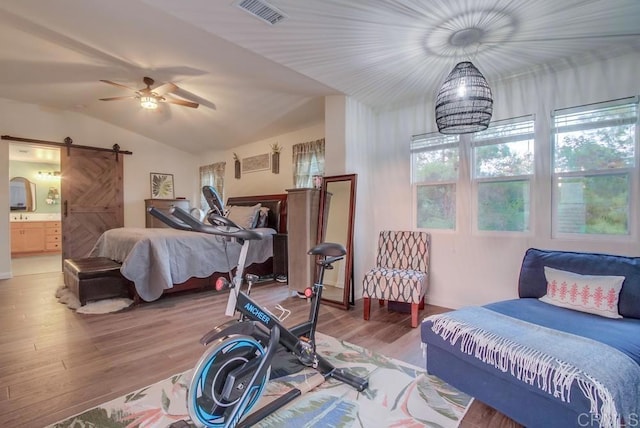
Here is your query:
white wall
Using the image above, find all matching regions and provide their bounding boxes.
[325,95,347,176]
[324,95,379,300]
[199,121,325,201]
[370,52,640,310]
[344,98,377,300]
[0,98,200,279]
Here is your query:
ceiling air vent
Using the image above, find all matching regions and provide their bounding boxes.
[235,0,287,25]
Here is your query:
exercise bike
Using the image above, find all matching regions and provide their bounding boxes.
[202,185,225,217]
[149,206,368,428]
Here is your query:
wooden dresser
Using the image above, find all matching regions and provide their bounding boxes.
[145,199,190,228]
[10,221,62,256]
[285,188,321,293]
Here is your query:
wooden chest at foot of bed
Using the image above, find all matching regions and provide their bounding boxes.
[63,257,130,306]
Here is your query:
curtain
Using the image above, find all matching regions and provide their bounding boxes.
[199,162,225,210]
[292,138,325,188]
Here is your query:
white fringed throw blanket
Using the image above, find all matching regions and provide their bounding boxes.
[426,307,640,428]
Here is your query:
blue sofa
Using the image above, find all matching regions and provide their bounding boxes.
[422,248,640,428]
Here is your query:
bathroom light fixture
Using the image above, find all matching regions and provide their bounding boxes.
[140,96,158,110]
[435,61,493,134]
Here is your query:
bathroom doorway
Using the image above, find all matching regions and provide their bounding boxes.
[9,143,62,276]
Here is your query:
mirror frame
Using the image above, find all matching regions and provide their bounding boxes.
[317,173,357,310]
[9,176,37,212]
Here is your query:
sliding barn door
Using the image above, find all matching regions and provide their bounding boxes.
[61,147,124,260]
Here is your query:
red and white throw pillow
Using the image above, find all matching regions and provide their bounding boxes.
[539,267,625,319]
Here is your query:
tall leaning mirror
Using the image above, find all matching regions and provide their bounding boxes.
[317,174,357,310]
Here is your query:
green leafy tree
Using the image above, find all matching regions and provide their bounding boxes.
[417,184,455,229]
[474,144,532,178]
[555,126,634,172]
[478,181,528,231]
[555,121,634,235]
[473,138,532,231]
[414,145,458,228]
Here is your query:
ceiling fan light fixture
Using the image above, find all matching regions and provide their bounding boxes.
[435,61,493,134]
[100,77,199,109]
[140,96,158,110]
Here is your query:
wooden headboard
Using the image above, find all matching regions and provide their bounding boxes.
[226,194,287,234]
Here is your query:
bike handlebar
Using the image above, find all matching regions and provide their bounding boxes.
[147,206,263,241]
[147,207,193,230]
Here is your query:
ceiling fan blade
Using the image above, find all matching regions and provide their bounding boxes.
[99,96,136,101]
[170,87,217,110]
[100,79,137,91]
[163,98,199,109]
[154,82,178,96]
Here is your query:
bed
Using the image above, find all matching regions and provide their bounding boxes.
[89,194,287,302]
[421,248,640,428]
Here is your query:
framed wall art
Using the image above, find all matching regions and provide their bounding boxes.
[242,153,270,173]
[150,172,174,199]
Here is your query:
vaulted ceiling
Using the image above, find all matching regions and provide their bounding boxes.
[1,0,639,155]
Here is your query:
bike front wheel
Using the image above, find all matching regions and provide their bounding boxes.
[187,334,270,427]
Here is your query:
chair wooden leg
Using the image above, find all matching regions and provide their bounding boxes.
[419,296,425,310]
[411,303,419,328]
[363,297,371,321]
[378,299,385,307]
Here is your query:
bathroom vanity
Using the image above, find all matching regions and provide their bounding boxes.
[10,220,61,256]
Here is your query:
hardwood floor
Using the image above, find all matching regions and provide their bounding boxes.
[10,253,61,276]
[0,271,521,427]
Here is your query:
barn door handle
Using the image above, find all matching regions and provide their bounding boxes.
[64,200,68,217]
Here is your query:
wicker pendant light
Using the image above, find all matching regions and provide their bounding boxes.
[435,61,493,134]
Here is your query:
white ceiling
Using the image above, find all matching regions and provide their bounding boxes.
[2,0,639,157]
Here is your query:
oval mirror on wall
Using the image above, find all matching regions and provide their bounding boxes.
[10,177,37,212]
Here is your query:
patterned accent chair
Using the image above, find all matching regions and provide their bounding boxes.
[362,230,431,328]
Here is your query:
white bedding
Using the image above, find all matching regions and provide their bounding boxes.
[89,227,275,302]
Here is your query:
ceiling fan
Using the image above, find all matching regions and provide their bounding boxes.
[99,76,199,109]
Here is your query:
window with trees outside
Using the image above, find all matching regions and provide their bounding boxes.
[552,97,638,236]
[471,116,535,232]
[411,133,459,229]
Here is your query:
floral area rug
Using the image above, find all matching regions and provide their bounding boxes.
[49,333,471,428]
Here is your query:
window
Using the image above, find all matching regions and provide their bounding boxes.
[292,139,325,188]
[552,97,638,236]
[411,133,459,229]
[411,96,638,238]
[471,116,535,232]
[199,162,225,211]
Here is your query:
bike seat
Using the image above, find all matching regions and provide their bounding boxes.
[308,242,346,257]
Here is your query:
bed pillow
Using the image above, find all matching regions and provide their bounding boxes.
[225,203,261,229]
[539,266,624,319]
